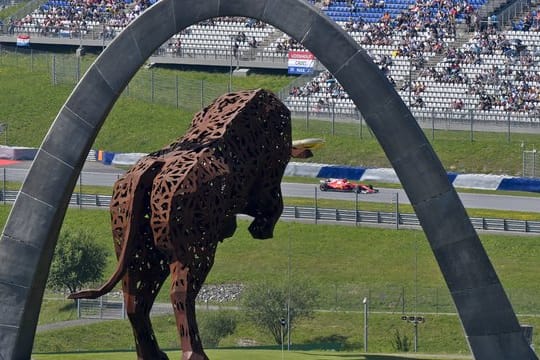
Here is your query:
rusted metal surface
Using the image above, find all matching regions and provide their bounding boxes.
[70,89,293,359]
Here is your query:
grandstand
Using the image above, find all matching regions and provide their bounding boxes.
[1,0,540,124]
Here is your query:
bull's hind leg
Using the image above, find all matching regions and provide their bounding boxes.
[169,260,210,360]
[123,258,170,360]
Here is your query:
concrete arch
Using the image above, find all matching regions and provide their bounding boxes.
[0,0,535,359]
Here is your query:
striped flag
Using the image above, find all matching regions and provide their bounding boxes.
[16,34,30,47]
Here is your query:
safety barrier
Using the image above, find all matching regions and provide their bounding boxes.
[1,190,537,234]
[285,162,540,193]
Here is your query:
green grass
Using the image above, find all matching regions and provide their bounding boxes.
[2,51,539,358]
[290,120,540,175]
[1,194,538,318]
[38,298,79,324]
[18,202,538,360]
[33,349,473,360]
[1,53,540,175]
[8,205,533,318]
[31,311,472,354]
[32,310,540,355]
[0,2,28,20]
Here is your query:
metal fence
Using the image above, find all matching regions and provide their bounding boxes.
[48,51,540,136]
[152,44,289,66]
[51,52,540,141]
[77,294,125,320]
[3,47,540,137]
[48,50,233,112]
[75,280,538,319]
[523,149,539,178]
[1,189,538,234]
[287,94,540,136]
[492,0,531,28]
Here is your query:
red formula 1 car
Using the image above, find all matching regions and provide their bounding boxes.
[319,178,379,194]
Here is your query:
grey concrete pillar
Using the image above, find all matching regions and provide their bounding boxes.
[0,0,535,359]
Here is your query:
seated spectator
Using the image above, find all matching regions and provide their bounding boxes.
[236,31,246,44]
[200,18,215,26]
[364,0,375,8]
[315,98,328,111]
[321,0,332,10]
[411,96,424,107]
[248,36,258,48]
[244,18,256,28]
[380,12,391,23]
[452,99,464,110]
[512,19,524,31]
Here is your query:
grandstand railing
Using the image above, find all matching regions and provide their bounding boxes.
[287,105,540,137]
[0,189,537,234]
[0,30,290,65]
[493,0,531,28]
[152,45,289,65]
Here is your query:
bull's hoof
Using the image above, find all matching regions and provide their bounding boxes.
[248,221,273,240]
[137,349,169,360]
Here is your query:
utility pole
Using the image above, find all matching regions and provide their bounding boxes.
[363,297,368,352]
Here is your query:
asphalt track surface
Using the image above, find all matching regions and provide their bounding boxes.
[2,161,539,213]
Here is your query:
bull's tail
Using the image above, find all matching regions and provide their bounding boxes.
[67,256,127,299]
[68,160,164,300]
[67,224,135,299]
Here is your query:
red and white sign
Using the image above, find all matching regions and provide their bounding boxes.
[287,51,315,74]
[16,34,30,47]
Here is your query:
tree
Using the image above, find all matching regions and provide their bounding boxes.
[242,279,318,345]
[47,229,108,296]
[198,311,237,348]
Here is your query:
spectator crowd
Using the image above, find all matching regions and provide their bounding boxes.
[4,0,540,114]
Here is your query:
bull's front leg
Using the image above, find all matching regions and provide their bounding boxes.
[169,260,209,360]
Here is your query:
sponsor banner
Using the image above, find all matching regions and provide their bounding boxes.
[16,34,30,47]
[287,51,315,75]
[318,165,365,181]
[497,177,540,192]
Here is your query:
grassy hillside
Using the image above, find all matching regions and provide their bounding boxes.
[23,206,540,355]
[1,51,539,357]
[33,310,540,355]
[1,52,539,175]
[0,205,531,315]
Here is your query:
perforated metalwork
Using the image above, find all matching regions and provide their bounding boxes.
[69,89,293,359]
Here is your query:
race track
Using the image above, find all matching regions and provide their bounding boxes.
[3,161,539,213]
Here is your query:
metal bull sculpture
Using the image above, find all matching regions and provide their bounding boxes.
[69,89,308,360]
